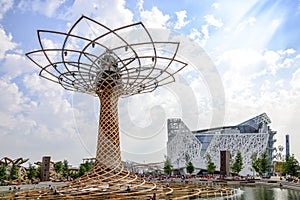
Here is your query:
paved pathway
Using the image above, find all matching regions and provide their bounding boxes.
[0,181,67,193]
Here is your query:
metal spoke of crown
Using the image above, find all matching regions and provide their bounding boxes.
[26,16,187,97]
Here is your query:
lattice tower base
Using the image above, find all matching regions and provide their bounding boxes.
[2,85,158,198]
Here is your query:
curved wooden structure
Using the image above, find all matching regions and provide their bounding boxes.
[1,16,215,199]
[0,157,29,166]
[0,157,29,184]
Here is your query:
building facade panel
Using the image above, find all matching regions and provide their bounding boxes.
[167,113,276,176]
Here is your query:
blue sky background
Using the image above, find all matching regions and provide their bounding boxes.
[1,0,300,166]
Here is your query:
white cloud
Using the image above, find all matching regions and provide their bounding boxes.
[137,0,169,28]
[204,4,284,52]
[223,78,300,161]
[189,14,223,47]
[188,26,209,47]
[271,19,280,29]
[137,0,144,11]
[0,77,38,142]
[62,0,133,29]
[211,3,219,9]
[0,0,13,20]
[188,28,204,47]
[290,68,300,90]
[204,14,223,28]
[0,69,90,164]
[17,0,66,18]
[117,74,210,161]
[188,28,201,41]
[214,46,300,161]
[139,6,170,28]
[174,10,190,30]
[217,48,299,87]
[0,27,17,59]
[201,25,209,45]
[0,53,36,79]
[264,50,280,66]
[263,49,298,75]
[217,48,265,74]
[0,79,27,114]
[278,48,296,55]
[216,48,281,114]
[0,0,135,164]
[118,88,180,155]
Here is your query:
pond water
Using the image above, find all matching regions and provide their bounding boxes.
[198,186,300,200]
[236,186,300,200]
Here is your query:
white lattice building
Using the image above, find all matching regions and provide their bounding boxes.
[167,113,276,176]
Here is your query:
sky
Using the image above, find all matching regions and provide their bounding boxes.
[1,0,300,167]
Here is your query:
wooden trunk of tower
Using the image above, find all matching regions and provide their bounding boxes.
[96,87,122,170]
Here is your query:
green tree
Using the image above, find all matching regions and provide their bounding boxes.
[250,151,271,176]
[253,158,261,175]
[62,160,70,179]
[0,164,7,182]
[260,151,271,175]
[54,161,63,174]
[232,151,243,175]
[163,156,173,176]
[70,171,79,179]
[284,154,299,177]
[77,160,94,177]
[78,164,87,177]
[9,163,18,181]
[251,152,260,175]
[35,165,41,179]
[206,154,216,175]
[54,161,63,179]
[27,163,36,182]
[186,162,195,175]
[82,161,93,172]
[185,153,194,175]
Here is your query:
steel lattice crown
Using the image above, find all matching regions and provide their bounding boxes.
[26,16,188,97]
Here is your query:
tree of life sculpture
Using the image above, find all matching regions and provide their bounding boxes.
[6,16,226,199]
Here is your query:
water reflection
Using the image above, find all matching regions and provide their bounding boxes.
[197,186,300,200]
[236,186,300,200]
